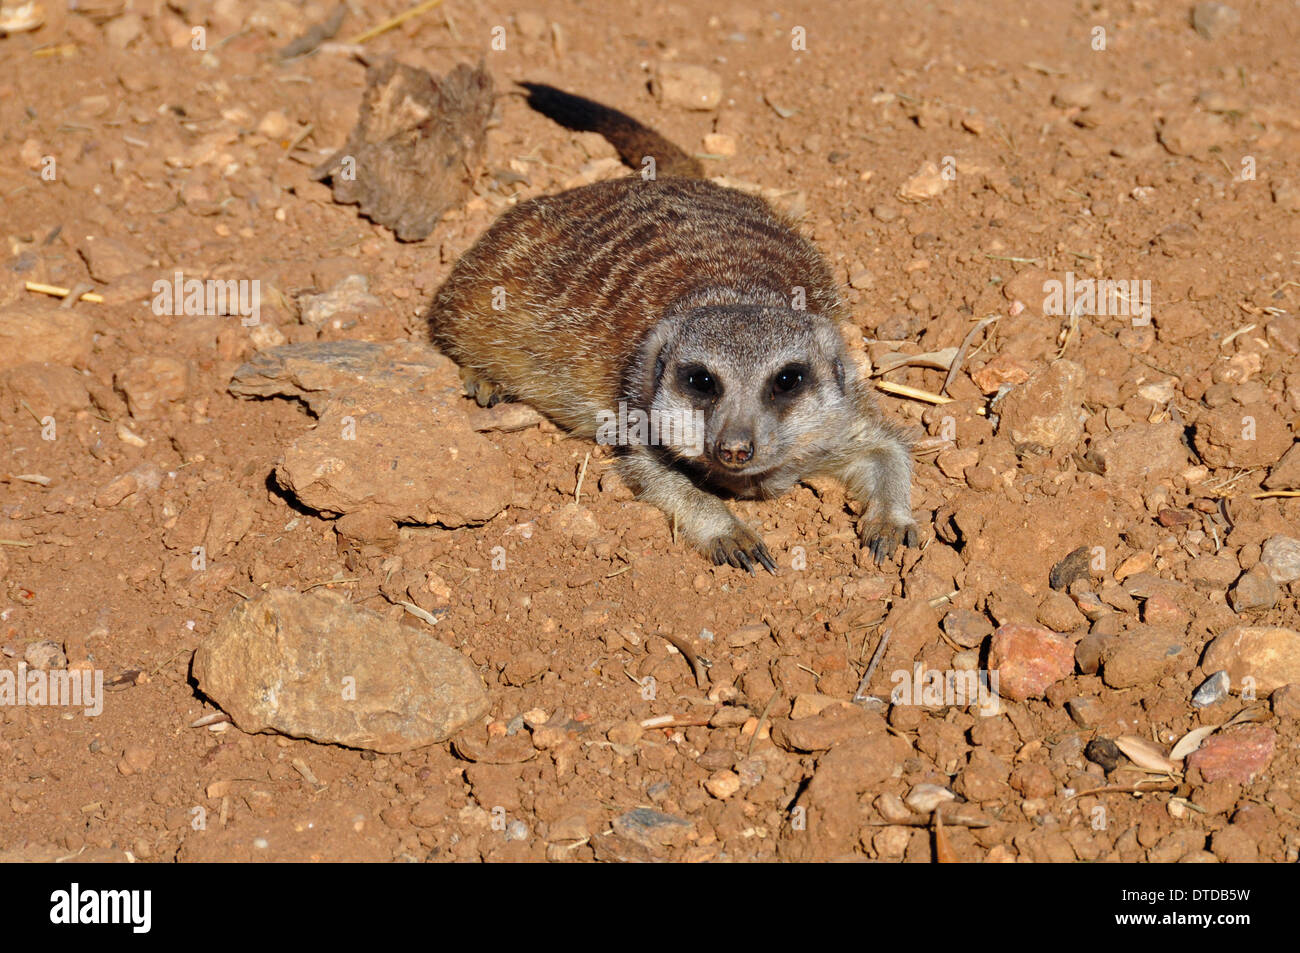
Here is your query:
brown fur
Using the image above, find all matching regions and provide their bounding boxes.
[429,176,837,433]
[427,86,917,571]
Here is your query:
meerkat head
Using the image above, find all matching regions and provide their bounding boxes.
[631,304,854,485]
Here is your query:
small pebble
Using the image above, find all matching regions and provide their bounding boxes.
[875,792,912,822]
[904,783,955,813]
[705,770,742,799]
[1085,737,1122,773]
[1067,696,1104,728]
[653,63,722,111]
[1192,670,1230,708]
[505,819,529,841]
[1259,536,1300,584]
[24,640,66,671]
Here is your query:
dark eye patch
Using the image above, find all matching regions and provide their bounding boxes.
[678,365,720,398]
[770,363,809,398]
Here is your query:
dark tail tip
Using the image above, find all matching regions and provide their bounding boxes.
[517,81,705,179]
[518,82,608,133]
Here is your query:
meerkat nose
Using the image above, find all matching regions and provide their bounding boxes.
[716,436,755,468]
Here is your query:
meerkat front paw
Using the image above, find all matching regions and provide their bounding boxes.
[705,520,778,575]
[458,367,503,408]
[858,514,919,565]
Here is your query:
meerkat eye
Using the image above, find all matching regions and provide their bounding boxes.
[679,366,719,397]
[771,364,808,397]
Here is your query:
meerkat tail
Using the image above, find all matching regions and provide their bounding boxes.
[518,81,705,179]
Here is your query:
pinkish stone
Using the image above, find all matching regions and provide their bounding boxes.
[988,623,1075,701]
[1187,727,1276,784]
[1142,592,1188,626]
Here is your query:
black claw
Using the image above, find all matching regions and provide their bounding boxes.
[708,536,778,574]
[904,526,919,548]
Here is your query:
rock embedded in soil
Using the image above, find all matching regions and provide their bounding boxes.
[1037,590,1086,632]
[703,132,736,156]
[1158,111,1231,158]
[24,640,66,670]
[1191,2,1240,40]
[313,60,493,242]
[202,483,255,557]
[1141,591,1187,626]
[1009,761,1055,799]
[1066,695,1104,727]
[769,703,884,752]
[606,720,643,745]
[904,783,955,813]
[1084,422,1189,484]
[971,353,1030,393]
[942,608,992,648]
[193,588,489,753]
[704,770,742,799]
[117,745,155,776]
[1100,626,1191,689]
[1187,726,1275,784]
[115,356,189,418]
[652,62,722,110]
[1258,535,1300,584]
[0,304,94,369]
[298,274,383,329]
[612,807,694,849]
[334,509,400,546]
[232,341,514,527]
[1188,553,1240,589]
[93,473,139,508]
[467,402,544,433]
[780,733,909,861]
[450,727,536,764]
[1201,626,1300,694]
[502,649,548,686]
[1273,180,1300,213]
[229,339,458,415]
[1263,442,1300,489]
[988,623,1075,701]
[1048,546,1093,591]
[725,623,770,647]
[1192,402,1292,468]
[897,160,950,202]
[1,363,91,416]
[1052,82,1098,109]
[1271,684,1300,719]
[1192,670,1230,707]
[996,359,1086,450]
[1210,825,1259,863]
[955,748,1011,802]
[1085,737,1122,773]
[1229,567,1279,612]
[77,234,151,283]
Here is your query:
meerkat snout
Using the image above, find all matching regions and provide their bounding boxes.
[715,434,754,468]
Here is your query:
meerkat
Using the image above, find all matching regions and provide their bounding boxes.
[427,83,918,572]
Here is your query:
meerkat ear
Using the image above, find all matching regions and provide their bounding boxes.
[811,318,850,393]
[633,313,686,405]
